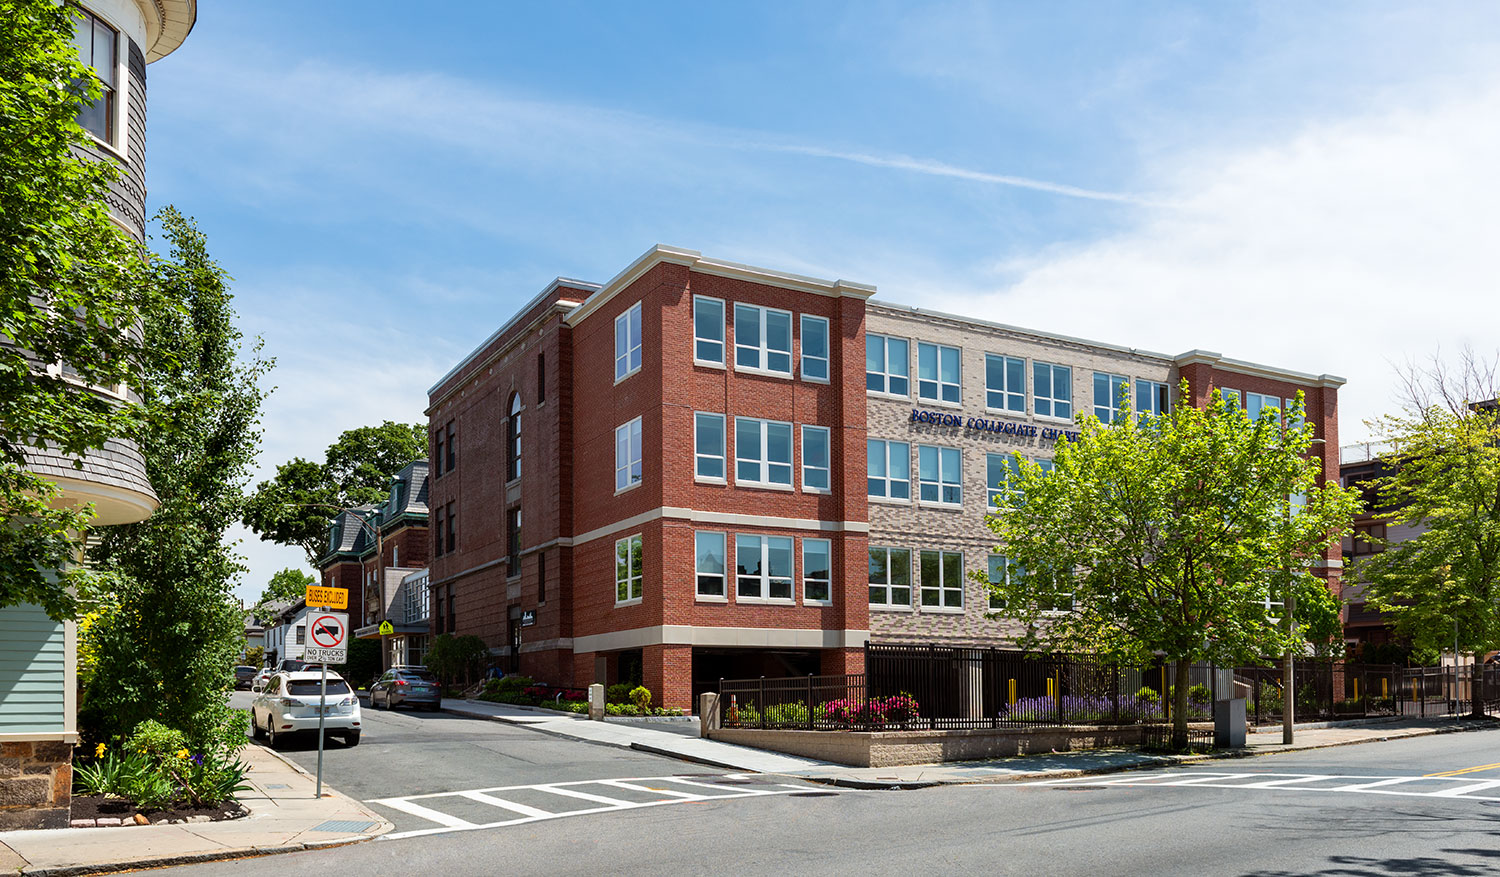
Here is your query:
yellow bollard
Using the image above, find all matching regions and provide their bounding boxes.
[1047,677,1054,698]
[1353,678,1359,701]
[1383,678,1389,698]
[1008,679,1016,706]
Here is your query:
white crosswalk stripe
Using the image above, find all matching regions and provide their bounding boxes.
[371,773,807,839]
[1022,771,1500,802]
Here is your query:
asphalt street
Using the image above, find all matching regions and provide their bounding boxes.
[188,698,1500,876]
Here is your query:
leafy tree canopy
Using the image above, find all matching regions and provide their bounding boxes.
[253,567,313,622]
[1361,356,1500,713]
[983,386,1359,747]
[243,421,426,564]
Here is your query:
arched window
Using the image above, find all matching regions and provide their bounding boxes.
[507,394,522,481]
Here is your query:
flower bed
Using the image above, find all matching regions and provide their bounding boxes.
[69,793,246,828]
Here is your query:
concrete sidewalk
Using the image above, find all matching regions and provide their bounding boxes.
[444,698,1499,790]
[0,743,391,877]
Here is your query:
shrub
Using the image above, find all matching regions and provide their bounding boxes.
[606,683,634,705]
[126,720,189,765]
[179,754,251,806]
[1187,684,1213,706]
[1135,686,1159,703]
[497,674,533,692]
[629,685,651,712]
[763,702,809,725]
[605,703,639,717]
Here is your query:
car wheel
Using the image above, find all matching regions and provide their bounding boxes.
[344,730,361,747]
[266,721,281,749]
[251,710,266,740]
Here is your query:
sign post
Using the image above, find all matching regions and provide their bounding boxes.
[304,610,347,798]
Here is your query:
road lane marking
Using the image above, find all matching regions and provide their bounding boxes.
[457,790,553,818]
[1427,761,1500,777]
[1021,772,1500,803]
[535,785,638,806]
[598,779,701,798]
[370,797,479,829]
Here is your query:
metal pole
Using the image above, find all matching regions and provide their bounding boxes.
[1282,593,1296,745]
[1454,616,1460,719]
[316,661,327,798]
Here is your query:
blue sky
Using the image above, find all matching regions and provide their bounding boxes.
[137,2,1500,602]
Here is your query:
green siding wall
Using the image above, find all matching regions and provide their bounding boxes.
[0,604,66,733]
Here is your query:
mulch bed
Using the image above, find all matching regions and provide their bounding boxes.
[70,794,247,827]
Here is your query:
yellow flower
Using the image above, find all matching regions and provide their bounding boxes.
[176,749,189,759]
[94,743,106,758]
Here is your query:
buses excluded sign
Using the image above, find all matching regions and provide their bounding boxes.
[305,586,348,609]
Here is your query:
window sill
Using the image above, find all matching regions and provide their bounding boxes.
[613,366,642,386]
[506,477,521,488]
[614,598,643,608]
[801,374,831,385]
[919,605,966,614]
[917,501,965,512]
[735,597,797,606]
[735,365,794,381]
[915,397,963,410]
[869,494,913,506]
[983,408,1030,419]
[84,131,129,165]
[870,603,914,612]
[695,476,728,486]
[736,481,794,492]
[866,390,912,403]
[695,594,729,603]
[801,485,832,495]
[1033,414,1074,425]
[614,481,643,497]
[694,359,727,370]
[803,599,833,607]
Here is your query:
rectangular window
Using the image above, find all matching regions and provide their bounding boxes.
[432,430,444,480]
[1285,397,1305,432]
[987,555,1013,609]
[917,445,962,506]
[445,501,456,553]
[694,413,726,481]
[735,417,793,487]
[1245,392,1281,425]
[506,507,521,577]
[868,547,912,608]
[433,507,444,557]
[1033,363,1073,419]
[537,551,546,604]
[72,9,117,144]
[1217,387,1242,411]
[919,549,964,609]
[693,296,725,365]
[801,425,831,492]
[736,534,794,601]
[1093,372,1129,423]
[803,538,832,604]
[800,314,829,382]
[445,422,456,472]
[695,531,727,598]
[615,535,643,604]
[537,352,545,403]
[985,354,1026,413]
[917,342,962,404]
[294,625,305,645]
[867,439,911,500]
[615,417,643,491]
[866,334,910,396]
[734,304,793,375]
[1136,380,1170,418]
[987,452,1022,509]
[614,302,642,381]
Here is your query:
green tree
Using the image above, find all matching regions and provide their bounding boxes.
[254,567,313,621]
[1361,356,1500,716]
[425,633,490,688]
[243,421,426,563]
[0,0,171,619]
[983,387,1359,748]
[80,208,271,754]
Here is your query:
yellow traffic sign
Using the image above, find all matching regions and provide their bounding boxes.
[378,620,394,635]
[305,586,348,609]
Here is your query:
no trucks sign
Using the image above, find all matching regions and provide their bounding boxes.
[303,611,348,664]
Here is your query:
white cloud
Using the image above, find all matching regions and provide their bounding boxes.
[918,77,1500,443]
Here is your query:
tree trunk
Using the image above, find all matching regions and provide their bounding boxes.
[1472,650,1487,718]
[1172,659,1192,750]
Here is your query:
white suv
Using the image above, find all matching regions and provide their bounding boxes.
[250,670,362,748]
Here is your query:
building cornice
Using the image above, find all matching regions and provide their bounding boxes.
[1173,349,1346,389]
[137,0,196,62]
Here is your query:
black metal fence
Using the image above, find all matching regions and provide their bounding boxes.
[1238,662,1500,725]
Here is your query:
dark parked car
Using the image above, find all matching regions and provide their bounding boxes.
[370,667,442,711]
[233,665,258,690]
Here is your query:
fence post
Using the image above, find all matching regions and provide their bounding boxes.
[1113,663,1120,725]
[759,676,765,730]
[807,674,814,730]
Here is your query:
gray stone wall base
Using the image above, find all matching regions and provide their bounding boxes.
[709,725,1163,767]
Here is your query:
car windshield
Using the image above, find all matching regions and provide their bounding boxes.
[397,671,436,682]
[286,680,351,696]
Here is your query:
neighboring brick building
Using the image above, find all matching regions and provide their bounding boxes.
[427,245,1346,711]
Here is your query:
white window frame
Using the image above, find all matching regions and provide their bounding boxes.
[72,7,125,156]
[614,534,643,606]
[694,530,727,602]
[734,303,793,377]
[1093,372,1129,423]
[694,412,726,483]
[916,341,962,405]
[868,546,912,609]
[735,534,795,603]
[615,417,643,493]
[802,538,833,606]
[1033,362,1073,420]
[986,554,1013,610]
[801,425,831,493]
[917,444,963,507]
[614,302,642,382]
[693,295,725,367]
[919,549,965,611]
[867,439,911,502]
[1245,391,1282,425]
[735,417,793,488]
[866,333,910,398]
[1136,379,1171,418]
[1217,387,1242,411]
[800,314,830,383]
[987,452,1022,509]
[985,354,1026,414]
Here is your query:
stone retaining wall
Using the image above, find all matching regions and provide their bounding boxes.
[709,725,1164,767]
[0,740,72,830]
